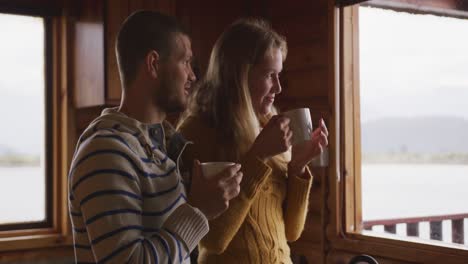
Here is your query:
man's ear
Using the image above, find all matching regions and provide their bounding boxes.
[146,50,160,79]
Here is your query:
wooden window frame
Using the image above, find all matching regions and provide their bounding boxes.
[332,1,468,262]
[0,5,72,252]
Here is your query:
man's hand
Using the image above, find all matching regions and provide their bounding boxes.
[188,160,243,220]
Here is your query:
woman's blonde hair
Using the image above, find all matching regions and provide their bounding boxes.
[179,18,289,170]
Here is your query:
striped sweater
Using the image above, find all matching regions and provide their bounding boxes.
[68,107,208,264]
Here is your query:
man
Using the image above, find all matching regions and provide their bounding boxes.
[68,11,242,263]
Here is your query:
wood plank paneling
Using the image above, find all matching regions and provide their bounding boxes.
[73,0,105,107]
[290,243,323,264]
[0,246,73,263]
[273,15,327,46]
[105,0,129,104]
[75,106,107,133]
[128,0,145,13]
[152,0,175,15]
[284,43,328,72]
[268,0,328,19]
[281,69,328,98]
[177,0,245,74]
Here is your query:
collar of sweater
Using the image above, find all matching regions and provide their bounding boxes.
[79,107,189,162]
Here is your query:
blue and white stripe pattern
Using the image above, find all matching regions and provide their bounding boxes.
[69,108,208,263]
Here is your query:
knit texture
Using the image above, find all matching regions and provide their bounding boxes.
[68,108,209,263]
[178,115,313,264]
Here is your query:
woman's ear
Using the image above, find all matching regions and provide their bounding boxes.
[146,50,160,79]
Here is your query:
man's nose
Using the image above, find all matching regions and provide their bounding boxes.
[188,66,196,82]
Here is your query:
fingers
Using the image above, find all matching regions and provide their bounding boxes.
[276,115,292,149]
[320,118,329,136]
[285,129,293,144]
[311,127,320,139]
[320,130,329,146]
[219,171,242,201]
[318,142,324,154]
[311,119,329,142]
[311,132,327,155]
[277,115,290,129]
[270,115,291,133]
[224,172,242,200]
[212,163,240,181]
[226,185,241,200]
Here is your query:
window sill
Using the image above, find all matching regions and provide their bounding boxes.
[0,232,72,252]
[330,231,468,263]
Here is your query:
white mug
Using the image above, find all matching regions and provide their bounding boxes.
[200,162,235,179]
[283,108,313,146]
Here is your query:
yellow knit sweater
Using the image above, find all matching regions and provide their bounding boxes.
[178,116,313,264]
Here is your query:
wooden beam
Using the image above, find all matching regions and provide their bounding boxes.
[337,0,370,7]
[0,0,62,16]
[364,0,468,19]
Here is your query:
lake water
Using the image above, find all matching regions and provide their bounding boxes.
[362,163,468,245]
[0,166,45,224]
[0,164,467,245]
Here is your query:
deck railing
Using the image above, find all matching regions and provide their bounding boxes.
[363,213,468,244]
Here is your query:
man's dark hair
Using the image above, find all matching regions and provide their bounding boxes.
[116,10,188,89]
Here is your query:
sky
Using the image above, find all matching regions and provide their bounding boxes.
[1,9,468,153]
[359,7,468,122]
[0,13,44,155]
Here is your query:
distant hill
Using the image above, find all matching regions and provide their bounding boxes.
[361,116,468,154]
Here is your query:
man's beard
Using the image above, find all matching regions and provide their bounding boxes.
[155,76,186,114]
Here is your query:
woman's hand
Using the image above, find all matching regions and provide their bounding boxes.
[289,118,329,176]
[249,115,292,161]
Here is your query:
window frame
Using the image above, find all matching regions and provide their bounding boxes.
[333,1,468,262]
[0,14,53,233]
[0,5,72,251]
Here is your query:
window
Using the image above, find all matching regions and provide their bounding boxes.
[359,6,468,248]
[0,6,70,251]
[0,13,50,230]
[339,0,468,261]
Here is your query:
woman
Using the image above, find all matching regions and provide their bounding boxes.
[178,18,328,264]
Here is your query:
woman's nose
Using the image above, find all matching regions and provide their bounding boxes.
[273,76,282,94]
